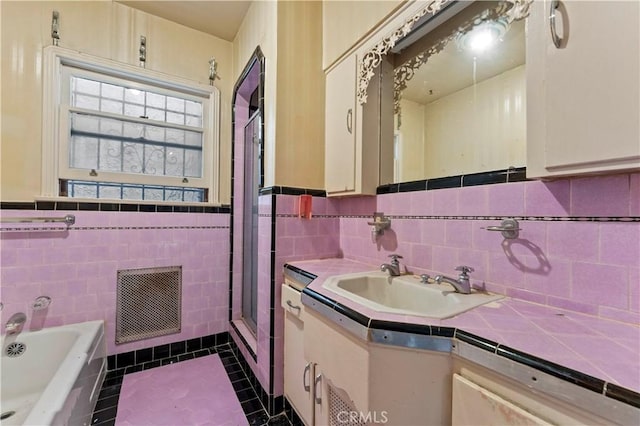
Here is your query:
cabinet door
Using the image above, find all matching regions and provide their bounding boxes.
[282,285,313,425]
[325,54,357,194]
[452,374,552,426]
[527,0,640,178]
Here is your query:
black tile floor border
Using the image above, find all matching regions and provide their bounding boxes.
[92,341,290,426]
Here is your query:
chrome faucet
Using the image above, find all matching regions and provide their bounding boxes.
[5,312,27,335]
[380,254,403,277]
[434,266,474,294]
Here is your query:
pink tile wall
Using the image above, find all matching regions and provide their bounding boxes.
[0,210,230,355]
[271,194,342,396]
[339,173,640,325]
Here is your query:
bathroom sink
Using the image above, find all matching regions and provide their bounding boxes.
[322,271,503,319]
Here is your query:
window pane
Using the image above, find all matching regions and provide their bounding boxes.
[99,139,122,172]
[147,92,165,108]
[124,103,145,118]
[143,187,164,201]
[184,150,202,177]
[74,113,100,133]
[185,114,202,127]
[70,182,97,198]
[101,99,123,114]
[166,97,185,112]
[98,184,121,199]
[74,78,100,96]
[121,142,144,174]
[122,186,142,200]
[165,189,183,201]
[166,111,184,125]
[147,108,165,121]
[124,88,145,105]
[185,100,201,116]
[166,128,185,145]
[99,118,122,137]
[144,145,165,176]
[165,148,184,177]
[101,83,123,100]
[185,131,201,147]
[183,190,202,202]
[74,94,100,110]
[69,136,98,169]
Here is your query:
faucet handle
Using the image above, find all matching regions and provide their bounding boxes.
[455,265,474,276]
[388,254,403,267]
[419,274,431,284]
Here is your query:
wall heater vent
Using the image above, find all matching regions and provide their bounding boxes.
[116,265,182,344]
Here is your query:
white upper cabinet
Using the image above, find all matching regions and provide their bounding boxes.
[325,54,358,195]
[526,0,640,178]
[324,53,381,197]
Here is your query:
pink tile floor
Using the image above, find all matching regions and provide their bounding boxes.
[115,355,248,426]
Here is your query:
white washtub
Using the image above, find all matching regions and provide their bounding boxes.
[0,320,106,426]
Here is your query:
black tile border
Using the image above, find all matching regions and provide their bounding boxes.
[454,329,499,353]
[496,345,606,394]
[259,186,326,197]
[284,398,304,426]
[0,201,230,214]
[369,319,432,335]
[296,269,640,408]
[268,193,278,413]
[377,167,529,194]
[283,264,318,284]
[230,320,258,362]
[332,300,373,327]
[300,287,338,310]
[606,383,640,409]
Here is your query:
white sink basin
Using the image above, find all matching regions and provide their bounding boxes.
[322,271,503,319]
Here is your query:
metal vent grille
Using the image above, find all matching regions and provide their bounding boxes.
[328,382,366,426]
[116,266,182,344]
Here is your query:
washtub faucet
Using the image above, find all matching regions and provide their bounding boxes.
[381,254,403,277]
[434,266,474,294]
[5,312,27,335]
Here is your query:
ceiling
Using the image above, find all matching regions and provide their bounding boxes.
[117,1,252,42]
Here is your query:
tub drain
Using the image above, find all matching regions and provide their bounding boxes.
[0,411,16,420]
[4,342,26,357]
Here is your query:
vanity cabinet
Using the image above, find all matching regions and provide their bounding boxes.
[300,308,452,425]
[526,0,640,178]
[452,356,621,425]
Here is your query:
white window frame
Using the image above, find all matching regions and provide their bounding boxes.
[41,46,220,204]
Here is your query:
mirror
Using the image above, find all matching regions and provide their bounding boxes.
[374,1,529,184]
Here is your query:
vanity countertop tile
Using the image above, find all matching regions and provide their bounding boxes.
[286,258,640,395]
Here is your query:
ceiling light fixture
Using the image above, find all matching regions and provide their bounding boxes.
[456,18,509,54]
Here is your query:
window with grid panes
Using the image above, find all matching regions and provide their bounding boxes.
[42,47,219,203]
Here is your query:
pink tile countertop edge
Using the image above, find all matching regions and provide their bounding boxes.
[287,258,640,395]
